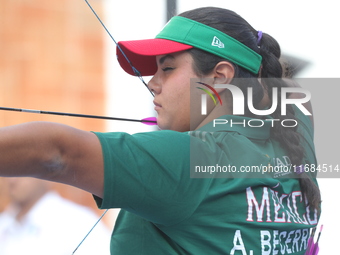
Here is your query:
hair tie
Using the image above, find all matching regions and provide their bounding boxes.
[257,31,263,47]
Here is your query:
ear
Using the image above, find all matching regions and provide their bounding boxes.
[212,61,235,86]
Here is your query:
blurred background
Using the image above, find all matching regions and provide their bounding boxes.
[0,0,339,254]
[0,0,109,223]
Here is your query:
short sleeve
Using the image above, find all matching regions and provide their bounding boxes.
[92,130,212,226]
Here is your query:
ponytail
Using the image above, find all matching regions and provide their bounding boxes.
[181,7,321,210]
[259,32,321,210]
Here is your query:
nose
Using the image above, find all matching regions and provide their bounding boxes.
[148,73,161,95]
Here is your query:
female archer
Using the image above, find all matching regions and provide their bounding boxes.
[0,6,321,254]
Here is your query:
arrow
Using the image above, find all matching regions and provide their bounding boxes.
[0,107,157,125]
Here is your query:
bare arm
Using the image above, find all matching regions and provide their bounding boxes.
[0,122,104,198]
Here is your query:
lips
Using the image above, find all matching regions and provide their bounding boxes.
[153,101,162,111]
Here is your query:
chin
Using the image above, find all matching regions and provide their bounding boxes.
[157,120,176,131]
[157,116,189,132]
[155,118,167,131]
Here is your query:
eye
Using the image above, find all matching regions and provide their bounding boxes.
[162,67,174,72]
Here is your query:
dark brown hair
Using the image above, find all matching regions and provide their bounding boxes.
[180,7,321,210]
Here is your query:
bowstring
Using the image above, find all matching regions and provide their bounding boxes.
[71,209,109,255]
[84,0,154,97]
[72,1,156,253]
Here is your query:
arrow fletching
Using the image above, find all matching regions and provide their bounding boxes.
[141,117,157,125]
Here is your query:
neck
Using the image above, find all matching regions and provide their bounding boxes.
[195,91,233,130]
[195,105,231,130]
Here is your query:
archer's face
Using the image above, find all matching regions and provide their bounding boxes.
[148,52,205,132]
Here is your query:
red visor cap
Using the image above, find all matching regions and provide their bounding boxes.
[117,38,193,76]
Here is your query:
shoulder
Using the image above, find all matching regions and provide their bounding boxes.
[93,130,192,157]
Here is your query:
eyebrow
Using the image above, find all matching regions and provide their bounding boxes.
[158,54,175,65]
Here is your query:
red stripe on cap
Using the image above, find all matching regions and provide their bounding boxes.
[117,39,193,76]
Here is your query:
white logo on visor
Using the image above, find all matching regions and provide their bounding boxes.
[211,36,225,48]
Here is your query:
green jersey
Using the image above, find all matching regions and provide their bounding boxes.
[93,108,319,254]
